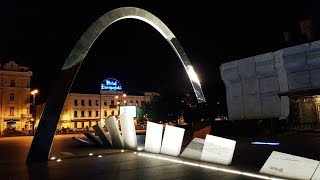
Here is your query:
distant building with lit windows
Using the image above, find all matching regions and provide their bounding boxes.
[35,78,157,131]
[0,61,33,132]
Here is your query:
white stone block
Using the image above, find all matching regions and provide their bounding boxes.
[120,112,137,150]
[160,125,185,156]
[144,121,164,154]
[200,135,236,165]
[260,151,319,180]
[105,116,124,149]
[180,138,204,160]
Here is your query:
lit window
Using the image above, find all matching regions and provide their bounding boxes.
[9,107,14,115]
[104,100,107,106]
[96,100,99,106]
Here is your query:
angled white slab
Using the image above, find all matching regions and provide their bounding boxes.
[145,121,163,153]
[105,116,124,149]
[200,135,236,165]
[260,151,319,180]
[120,112,137,150]
[311,164,320,180]
[180,137,204,160]
[72,137,94,145]
[92,125,112,148]
[160,125,185,156]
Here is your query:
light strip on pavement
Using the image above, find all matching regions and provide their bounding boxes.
[137,152,284,180]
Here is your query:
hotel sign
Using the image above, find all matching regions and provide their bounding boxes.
[101,78,122,91]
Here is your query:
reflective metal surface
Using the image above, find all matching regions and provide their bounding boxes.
[27,7,205,163]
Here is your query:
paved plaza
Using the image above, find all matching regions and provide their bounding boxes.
[1,132,320,179]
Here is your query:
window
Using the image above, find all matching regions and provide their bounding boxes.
[111,100,114,105]
[136,101,139,105]
[9,107,14,115]
[130,100,133,104]
[81,111,85,117]
[104,100,107,106]
[104,110,107,117]
[10,80,15,87]
[95,111,99,117]
[81,100,85,106]
[10,94,14,101]
[88,100,92,106]
[96,100,99,106]
[88,111,92,117]
[111,110,114,116]
[74,111,78,117]
[74,99,78,106]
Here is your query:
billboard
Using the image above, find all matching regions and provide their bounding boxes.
[120,105,137,117]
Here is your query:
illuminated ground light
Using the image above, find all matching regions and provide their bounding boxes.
[98,155,102,158]
[251,142,280,146]
[121,150,125,153]
[57,159,62,162]
[89,153,93,156]
[137,147,143,151]
[137,153,283,180]
[50,156,56,160]
[133,152,137,154]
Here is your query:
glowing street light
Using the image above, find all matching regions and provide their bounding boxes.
[30,89,38,135]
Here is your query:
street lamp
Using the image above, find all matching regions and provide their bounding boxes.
[115,93,126,115]
[31,89,38,135]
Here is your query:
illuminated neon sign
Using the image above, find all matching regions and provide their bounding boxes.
[101,78,122,91]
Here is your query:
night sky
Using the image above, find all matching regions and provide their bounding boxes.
[0,1,319,110]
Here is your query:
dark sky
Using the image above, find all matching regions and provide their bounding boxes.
[0,1,319,107]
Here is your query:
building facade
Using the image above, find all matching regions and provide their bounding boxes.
[220,40,320,127]
[0,61,33,133]
[35,78,157,131]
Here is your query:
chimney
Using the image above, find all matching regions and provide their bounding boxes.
[299,19,315,42]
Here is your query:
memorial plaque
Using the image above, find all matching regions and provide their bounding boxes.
[92,125,112,148]
[145,121,163,153]
[119,112,137,150]
[200,135,236,165]
[311,164,320,180]
[105,116,124,149]
[180,138,204,160]
[160,125,185,156]
[260,151,319,180]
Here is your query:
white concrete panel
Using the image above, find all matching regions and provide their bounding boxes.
[200,135,236,165]
[160,125,185,157]
[242,79,262,119]
[284,53,308,73]
[307,50,320,70]
[120,112,137,150]
[105,116,124,149]
[180,138,204,160]
[220,68,241,84]
[256,59,277,77]
[288,71,311,90]
[260,77,279,93]
[310,69,320,88]
[311,164,320,180]
[226,83,244,120]
[280,96,290,119]
[145,121,163,154]
[260,151,319,180]
[238,57,255,79]
[261,93,281,117]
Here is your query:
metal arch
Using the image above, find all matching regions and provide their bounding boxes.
[27,7,206,163]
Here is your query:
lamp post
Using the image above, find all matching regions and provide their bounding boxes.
[115,93,126,115]
[31,89,38,135]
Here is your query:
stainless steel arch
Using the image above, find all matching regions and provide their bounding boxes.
[27,7,206,163]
